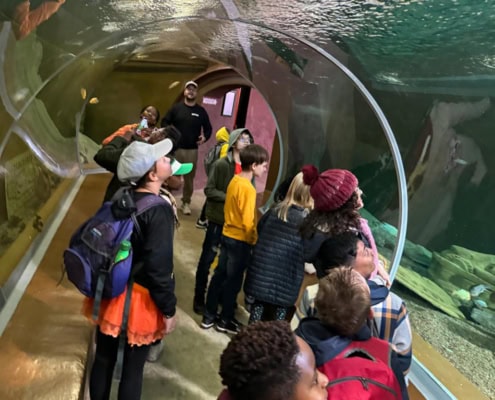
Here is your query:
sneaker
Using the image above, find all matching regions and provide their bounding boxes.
[230,317,244,330]
[181,203,191,215]
[146,341,163,363]
[195,218,208,229]
[201,314,216,329]
[216,319,241,334]
[193,296,205,315]
[244,295,255,312]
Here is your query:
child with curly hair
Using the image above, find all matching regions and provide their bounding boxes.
[218,320,328,400]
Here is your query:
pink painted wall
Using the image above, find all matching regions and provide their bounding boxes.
[194,87,276,194]
[195,87,239,190]
[244,89,277,193]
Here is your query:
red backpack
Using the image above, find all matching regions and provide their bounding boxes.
[320,338,402,400]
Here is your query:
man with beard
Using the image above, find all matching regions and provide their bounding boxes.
[161,81,212,215]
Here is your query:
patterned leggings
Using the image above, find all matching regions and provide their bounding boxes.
[248,301,289,324]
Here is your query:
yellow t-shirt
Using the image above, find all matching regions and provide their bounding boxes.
[222,175,257,245]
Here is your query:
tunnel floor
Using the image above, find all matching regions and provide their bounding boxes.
[0,173,430,400]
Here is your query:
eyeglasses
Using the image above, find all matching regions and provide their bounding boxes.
[238,138,251,144]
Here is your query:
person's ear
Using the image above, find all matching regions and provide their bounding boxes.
[147,167,159,182]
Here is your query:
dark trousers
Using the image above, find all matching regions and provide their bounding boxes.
[205,235,252,322]
[90,329,150,400]
[194,222,223,300]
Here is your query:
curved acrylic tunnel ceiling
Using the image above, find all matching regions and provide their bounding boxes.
[0,3,412,273]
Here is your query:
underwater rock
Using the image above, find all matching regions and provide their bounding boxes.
[360,208,432,268]
[470,308,495,331]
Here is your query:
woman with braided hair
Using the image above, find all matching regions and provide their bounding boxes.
[217,320,328,400]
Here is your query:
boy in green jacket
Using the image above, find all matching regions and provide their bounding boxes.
[193,129,253,314]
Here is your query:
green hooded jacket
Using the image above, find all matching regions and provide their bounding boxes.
[204,128,253,224]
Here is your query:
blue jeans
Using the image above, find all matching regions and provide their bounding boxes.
[194,222,223,300]
[205,235,252,322]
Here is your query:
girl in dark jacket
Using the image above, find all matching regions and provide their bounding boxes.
[244,172,313,323]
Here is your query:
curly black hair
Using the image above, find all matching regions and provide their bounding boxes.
[219,321,301,400]
[300,192,361,239]
[139,105,160,127]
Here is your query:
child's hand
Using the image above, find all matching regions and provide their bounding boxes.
[164,315,177,335]
[123,128,136,141]
[377,261,391,287]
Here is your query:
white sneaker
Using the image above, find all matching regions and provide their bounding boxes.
[181,203,191,215]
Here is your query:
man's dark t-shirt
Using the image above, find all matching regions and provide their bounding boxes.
[161,102,212,149]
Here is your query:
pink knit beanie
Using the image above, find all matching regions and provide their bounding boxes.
[301,165,358,211]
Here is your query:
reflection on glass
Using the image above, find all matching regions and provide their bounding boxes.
[0,136,62,285]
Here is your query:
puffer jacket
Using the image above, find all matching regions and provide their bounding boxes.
[244,205,308,307]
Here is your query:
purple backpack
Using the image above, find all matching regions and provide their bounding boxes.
[63,190,165,318]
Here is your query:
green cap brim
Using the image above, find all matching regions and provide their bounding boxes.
[172,160,193,176]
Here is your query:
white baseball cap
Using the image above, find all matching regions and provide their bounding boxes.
[185,80,198,89]
[117,139,173,183]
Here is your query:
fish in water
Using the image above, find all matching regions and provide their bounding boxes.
[454,158,468,165]
[469,284,492,297]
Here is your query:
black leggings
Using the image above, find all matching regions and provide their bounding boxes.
[248,301,290,324]
[90,329,150,400]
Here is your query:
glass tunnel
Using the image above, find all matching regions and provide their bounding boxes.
[0,1,494,399]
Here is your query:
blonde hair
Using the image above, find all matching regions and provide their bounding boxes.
[276,172,313,222]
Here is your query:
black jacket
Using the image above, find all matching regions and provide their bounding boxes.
[111,190,176,317]
[244,205,308,307]
[93,136,130,203]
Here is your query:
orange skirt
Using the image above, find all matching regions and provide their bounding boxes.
[82,283,166,346]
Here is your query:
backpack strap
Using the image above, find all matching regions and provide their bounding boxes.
[114,193,166,381]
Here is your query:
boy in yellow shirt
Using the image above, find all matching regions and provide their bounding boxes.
[201,144,269,334]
